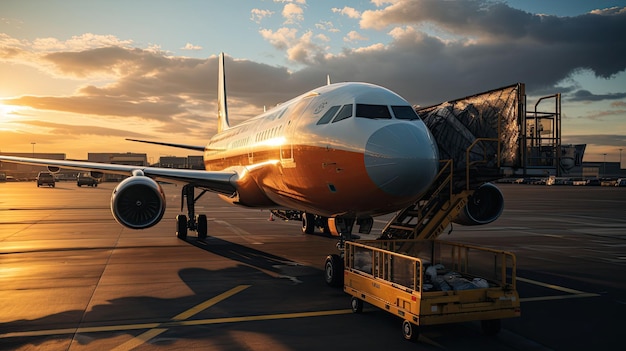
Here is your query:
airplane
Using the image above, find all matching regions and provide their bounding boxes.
[0,52,443,285]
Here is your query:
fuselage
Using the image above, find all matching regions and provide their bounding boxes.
[203,82,439,218]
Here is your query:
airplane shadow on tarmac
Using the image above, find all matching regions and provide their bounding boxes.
[0,235,354,350]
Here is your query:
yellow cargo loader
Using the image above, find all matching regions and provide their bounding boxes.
[343,239,520,341]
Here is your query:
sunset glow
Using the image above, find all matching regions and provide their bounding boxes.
[1,1,625,165]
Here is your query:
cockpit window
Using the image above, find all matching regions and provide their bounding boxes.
[332,104,353,123]
[316,105,340,125]
[356,104,392,119]
[392,105,421,120]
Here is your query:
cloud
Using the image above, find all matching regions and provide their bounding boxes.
[344,31,369,42]
[282,3,304,24]
[611,101,626,108]
[17,120,146,137]
[260,28,327,65]
[315,21,339,33]
[181,43,202,51]
[250,9,274,24]
[569,90,626,102]
[562,134,626,147]
[332,7,361,19]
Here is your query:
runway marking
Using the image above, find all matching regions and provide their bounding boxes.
[517,276,601,302]
[0,308,354,339]
[110,284,250,351]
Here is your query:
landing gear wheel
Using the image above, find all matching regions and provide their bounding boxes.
[176,214,188,240]
[402,320,419,342]
[302,213,315,234]
[197,214,208,240]
[324,254,343,287]
[481,319,501,336]
[350,297,363,313]
[321,217,331,234]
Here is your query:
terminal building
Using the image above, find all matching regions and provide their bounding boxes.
[0,153,66,180]
[0,152,207,181]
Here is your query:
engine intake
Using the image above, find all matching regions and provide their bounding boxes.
[454,183,504,226]
[111,176,166,229]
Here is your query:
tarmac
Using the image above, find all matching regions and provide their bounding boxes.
[1,181,625,350]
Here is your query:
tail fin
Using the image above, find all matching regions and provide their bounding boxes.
[217,52,230,133]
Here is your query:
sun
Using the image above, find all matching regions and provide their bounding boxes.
[0,102,23,119]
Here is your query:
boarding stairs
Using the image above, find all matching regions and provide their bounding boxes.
[379,137,505,241]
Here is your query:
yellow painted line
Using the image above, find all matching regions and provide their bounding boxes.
[111,328,167,351]
[517,276,600,303]
[172,284,250,321]
[517,276,590,294]
[110,284,250,351]
[521,293,600,303]
[163,309,354,327]
[0,308,353,339]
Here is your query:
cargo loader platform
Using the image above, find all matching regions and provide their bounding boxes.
[343,240,520,341]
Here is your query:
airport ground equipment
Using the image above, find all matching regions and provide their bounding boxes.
[343,239,520,341]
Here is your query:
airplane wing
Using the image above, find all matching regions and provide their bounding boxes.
[125,138,227,152]
[0,155,237,195]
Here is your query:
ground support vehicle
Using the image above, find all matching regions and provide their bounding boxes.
[77,173,98,187]
[36,171,55,187]
[343,239,520,341]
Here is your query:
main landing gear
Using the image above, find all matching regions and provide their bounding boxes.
[176,184,208,240]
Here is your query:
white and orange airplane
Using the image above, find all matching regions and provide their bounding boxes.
[0,53,440,282]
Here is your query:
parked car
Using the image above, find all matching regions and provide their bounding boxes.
[616,178,626,187]
[77,173,98,187]
[586,178,601,186]
[36,172,56,187]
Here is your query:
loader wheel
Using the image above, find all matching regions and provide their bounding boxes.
[324,254,343,287]
[351,297,363,313]
[402,320,419,341]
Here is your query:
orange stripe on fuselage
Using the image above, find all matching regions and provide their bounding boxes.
[204,144,421,217]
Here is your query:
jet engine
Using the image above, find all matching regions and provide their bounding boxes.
[454,183,504,226]
[110,174,166,229]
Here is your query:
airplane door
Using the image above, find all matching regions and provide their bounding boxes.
[280,96,314,168]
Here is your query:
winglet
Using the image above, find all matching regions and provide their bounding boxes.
[327,74,331,86]
[217,52,230,133]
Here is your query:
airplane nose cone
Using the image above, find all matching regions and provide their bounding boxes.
[364,123,439,197]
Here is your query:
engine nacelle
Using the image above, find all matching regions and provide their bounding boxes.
[454,183,504,226]
[111,175,166,229]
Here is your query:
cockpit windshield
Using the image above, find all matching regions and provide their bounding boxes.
[391,105,421,120]
[356,104,391,119]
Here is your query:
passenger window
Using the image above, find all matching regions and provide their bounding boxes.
[316,105,340,125]
[392,105,421,120]
[332,104,353,123]
[356,104,391,119]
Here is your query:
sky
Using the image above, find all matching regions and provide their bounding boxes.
[1,0,625,166]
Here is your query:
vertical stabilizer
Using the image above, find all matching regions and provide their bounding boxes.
[217,52,230,133]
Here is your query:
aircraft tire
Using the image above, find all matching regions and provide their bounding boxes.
[321,217,331,234]
[197,214,208,240]
[302,213,315,234]
[176,214,188,240]
[324,254,343,287]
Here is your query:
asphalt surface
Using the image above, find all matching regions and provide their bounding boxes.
[1,182,625,350]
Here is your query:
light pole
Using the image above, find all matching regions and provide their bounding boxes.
[620,148,623,169]
[31,142,36,157]
[603,153,607,177]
